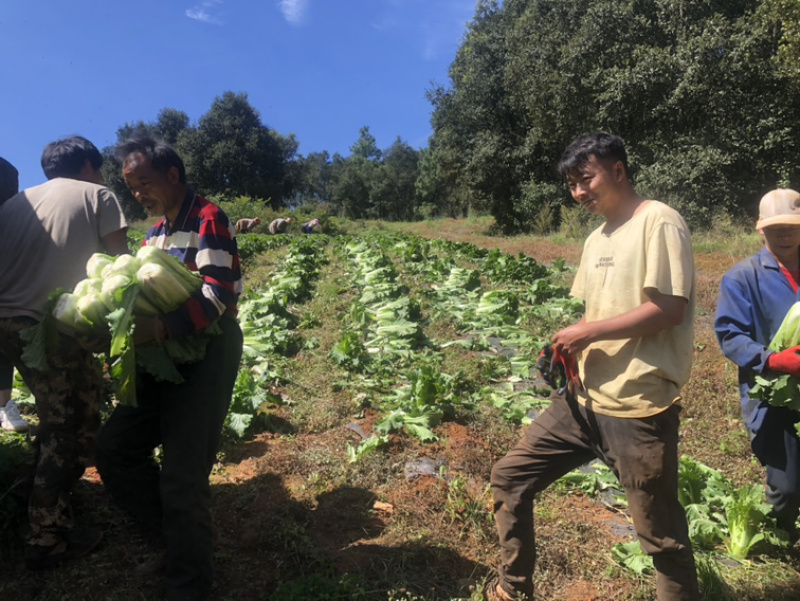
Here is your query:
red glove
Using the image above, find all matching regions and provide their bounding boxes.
[768,345,800,378]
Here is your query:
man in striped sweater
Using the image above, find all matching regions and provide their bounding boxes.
[95,136,243,601]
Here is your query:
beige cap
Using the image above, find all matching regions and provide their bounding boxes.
[756,189,800,230]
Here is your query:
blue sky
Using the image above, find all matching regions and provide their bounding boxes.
[0,0,476,189]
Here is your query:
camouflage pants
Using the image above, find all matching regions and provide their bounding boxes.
[0,316,103,547]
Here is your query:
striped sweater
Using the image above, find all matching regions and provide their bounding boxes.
[143,191,242,337]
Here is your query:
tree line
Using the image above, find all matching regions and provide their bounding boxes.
[104,0,800,231]
[101,92,426,224]
[429,0,800,231]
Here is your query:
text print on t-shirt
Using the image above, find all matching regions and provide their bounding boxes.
[595,256,614,269]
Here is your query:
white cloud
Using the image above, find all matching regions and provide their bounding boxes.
[186,0,224,25]
[279,0,309,25]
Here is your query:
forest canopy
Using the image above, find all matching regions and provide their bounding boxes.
[103,0,800,232]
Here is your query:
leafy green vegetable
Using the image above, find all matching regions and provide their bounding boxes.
[684,503,725,550]
[86,253,113,279]
[20,290,64,372]
[677,455,730,508]
[224,369,275,438]
[374,405,443,442]
[346,434,389,463]
[557,460,626,507]
[611,541,654,575]
[749,302,800,423]
[329,332,369,371]
[724,483,786,560]
[769,302,800,351]
[674,455,788,558]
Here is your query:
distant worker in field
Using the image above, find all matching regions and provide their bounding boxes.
[268,216,292,234]
[301,218,320,234]
[0,137,129,570]
[488,132,699,601]
[0,156,27,432]
[715,188,800,544]
[96,135,242,601]
[235,217,261,234]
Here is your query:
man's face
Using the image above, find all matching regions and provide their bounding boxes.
[565,155,624,218]
[122,152,182,220]
[762,224,800,258]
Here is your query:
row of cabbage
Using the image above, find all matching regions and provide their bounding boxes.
[315,233,793,569]
[225,235,330,437]
[325,234,583,460]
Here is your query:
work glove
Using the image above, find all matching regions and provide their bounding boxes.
[553,346,582,395]
[767,345,800,379]
[536,345,564,389]
[537,345,583,395]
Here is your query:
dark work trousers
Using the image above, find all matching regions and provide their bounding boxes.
[0,316,103,548]
[96,313,243,601]
[752,406,800,541]
[490,392,700,601]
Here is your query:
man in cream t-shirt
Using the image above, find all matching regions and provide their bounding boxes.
[488,132,699,601]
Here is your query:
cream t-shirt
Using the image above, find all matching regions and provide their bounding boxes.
[570,200,695,418]
[0,178,127,321]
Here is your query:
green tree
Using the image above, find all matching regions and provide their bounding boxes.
[156,108,190,145]
[293,151,334,206]
[179,91,296,208]
[759,0,800,74]
[428,0,800,230]
[371,138,419,221]
[330,127,382,218]
[350,126,382,161]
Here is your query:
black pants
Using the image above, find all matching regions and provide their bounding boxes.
[490,392,699,601]
[97,314,242,601]
[752,406,800,540]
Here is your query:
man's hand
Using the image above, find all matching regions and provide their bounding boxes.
[132,316,166,346]
[76,331,111,354]
[768,345,800,378]
[552,321,595,356]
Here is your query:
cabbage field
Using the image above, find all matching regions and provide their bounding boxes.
[3,221,800,600]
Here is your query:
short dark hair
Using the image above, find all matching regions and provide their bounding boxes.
[557,132,630,179]
[116,136,186,184]
[41,136,103,180]
[0,156,19,204]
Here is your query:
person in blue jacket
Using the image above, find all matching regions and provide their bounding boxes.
[715,188,800,542]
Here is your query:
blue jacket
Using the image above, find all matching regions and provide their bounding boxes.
[714,246,799,436]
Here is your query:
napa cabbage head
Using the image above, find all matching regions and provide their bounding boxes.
[53,293,92,333]
[86,253,113,279]
[750,301,800,415]
[769,302,800,351]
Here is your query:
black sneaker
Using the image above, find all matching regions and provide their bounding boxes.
[25,528,103,570]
